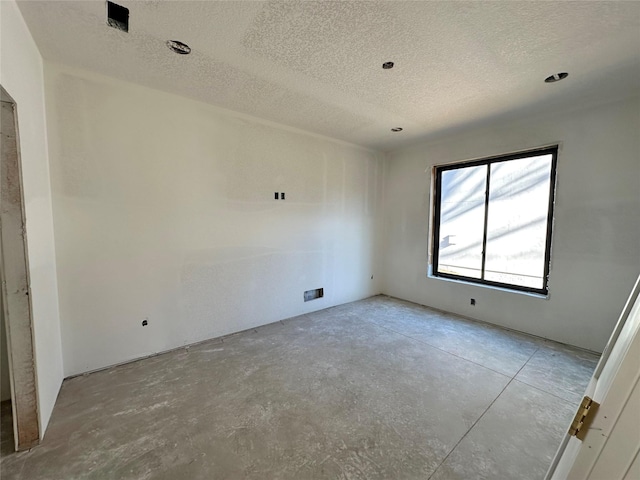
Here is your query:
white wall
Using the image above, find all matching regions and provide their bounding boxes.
[44,64,384,377]
[383,96,640,353]
[0,0,64,435]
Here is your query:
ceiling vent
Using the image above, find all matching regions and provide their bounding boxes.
[107,1,129,32]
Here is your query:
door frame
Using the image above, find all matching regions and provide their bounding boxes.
[0,85,40,450]
[546,274,640,479]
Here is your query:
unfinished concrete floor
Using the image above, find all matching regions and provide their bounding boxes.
[0,296,599,479]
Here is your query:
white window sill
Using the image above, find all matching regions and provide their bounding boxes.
[426,267,550,300]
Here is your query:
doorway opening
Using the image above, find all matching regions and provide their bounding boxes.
[0,85,40,453]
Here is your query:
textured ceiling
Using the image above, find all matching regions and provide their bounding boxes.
[16,0,640,151]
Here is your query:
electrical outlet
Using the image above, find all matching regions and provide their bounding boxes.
[142,318,148,326]
[470,298,476,306]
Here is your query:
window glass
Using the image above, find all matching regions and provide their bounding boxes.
[438,165,486,279]
[484,155,552,289]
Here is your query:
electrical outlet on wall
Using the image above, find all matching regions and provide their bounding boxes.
[470,299,476,306]
[142,318,149,326]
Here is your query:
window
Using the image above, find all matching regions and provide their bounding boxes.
[432,146,558,295]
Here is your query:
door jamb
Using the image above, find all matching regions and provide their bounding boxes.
[0,84,40,450]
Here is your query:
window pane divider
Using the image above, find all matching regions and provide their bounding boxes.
[480,164,491,280]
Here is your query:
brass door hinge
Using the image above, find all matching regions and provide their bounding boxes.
[568,396,599,440]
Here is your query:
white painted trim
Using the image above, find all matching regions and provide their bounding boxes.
[547,274,640,479]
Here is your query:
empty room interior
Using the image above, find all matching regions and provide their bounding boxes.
[1,1,639,479]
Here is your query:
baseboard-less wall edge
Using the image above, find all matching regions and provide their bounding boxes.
[378,294,602,356]
[64,293,383,381]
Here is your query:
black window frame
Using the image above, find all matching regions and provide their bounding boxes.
[432,146,559,295]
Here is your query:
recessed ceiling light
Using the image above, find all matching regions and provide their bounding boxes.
[382,61,394,70]
[391,127,403,132]
[106,1,129,32]
[544,72,569,83]
[167,40,191,55]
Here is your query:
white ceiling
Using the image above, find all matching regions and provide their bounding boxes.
[16,0,640,151]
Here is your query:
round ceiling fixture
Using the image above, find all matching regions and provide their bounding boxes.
[544,72,568,83]
[382,61,394,70]
[391,127,403,132]
[166,40,191,55]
